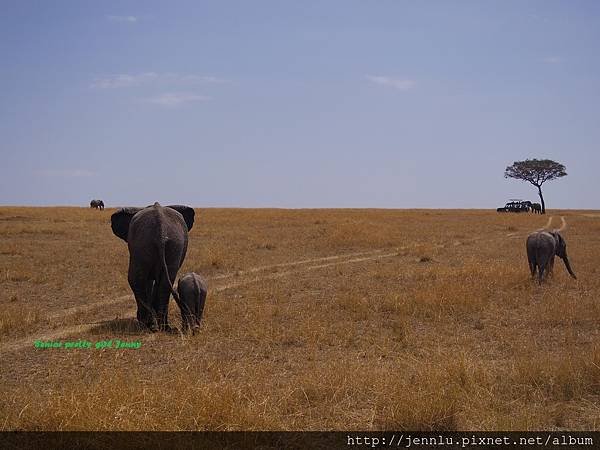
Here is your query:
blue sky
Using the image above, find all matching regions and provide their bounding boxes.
[0,1,598,208]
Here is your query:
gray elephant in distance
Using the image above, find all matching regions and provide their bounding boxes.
[530,203,542,214]
[90,199,104,210]
[176,272,208,333]
[111,202,195,331]
[526,230,576,284]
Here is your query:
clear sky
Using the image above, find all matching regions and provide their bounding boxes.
[1,1,598,208]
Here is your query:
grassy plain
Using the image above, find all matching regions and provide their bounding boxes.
[1,207,599,430]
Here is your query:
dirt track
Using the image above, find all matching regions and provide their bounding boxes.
[2,248,399,353]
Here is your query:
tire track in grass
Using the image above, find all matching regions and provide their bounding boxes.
[45,249,388,322]
[209,249,387,281]
[1,249,400,353]
[506,216,556,237]
[213,251,401,292]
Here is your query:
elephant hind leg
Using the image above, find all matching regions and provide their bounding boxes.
[132,288,157,331]
[537,262,545,284]
[177,301,194,333]
[528,255,536,278]
[153,279,174,332]
[547,256,555,277]
[529,262,537,279]
[128,270,156,331]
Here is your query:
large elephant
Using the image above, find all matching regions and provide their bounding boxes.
[531,203,542,214]
[526,230,576,284]
[90,199,104,210]
[111,202,195,331]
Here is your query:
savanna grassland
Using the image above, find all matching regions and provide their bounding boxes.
[1,207,599,431]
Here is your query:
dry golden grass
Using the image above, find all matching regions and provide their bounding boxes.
[0,207,599,430]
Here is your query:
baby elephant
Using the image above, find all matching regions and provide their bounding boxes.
[526,230,577,284]
[176,272,208,333]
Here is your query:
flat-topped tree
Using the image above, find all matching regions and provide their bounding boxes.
[504,159,567,214]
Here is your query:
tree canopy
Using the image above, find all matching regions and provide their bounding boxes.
[504,159,567,187]
[504,159,567,214]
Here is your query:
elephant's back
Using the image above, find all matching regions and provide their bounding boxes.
[128,208,187,244]
[526,231,554,250]
[161,207,189,240]
[181,272,207,299]
[128,208,158,236]
[177,273,197,294]
[127,207,188,273]
[127,210,161,261]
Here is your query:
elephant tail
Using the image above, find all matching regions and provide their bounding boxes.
[158,237,181,303]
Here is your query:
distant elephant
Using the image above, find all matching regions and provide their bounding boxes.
[90,199,104,210]
[176,272,208,333]
[531,203,542,214]
[111,202,195,331]
[526,230,576,284]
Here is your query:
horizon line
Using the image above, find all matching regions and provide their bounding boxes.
[1,204,598,211]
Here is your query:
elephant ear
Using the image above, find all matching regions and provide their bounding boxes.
[167,205,195,231]
[111,207,142,242]
[555,233,566,258]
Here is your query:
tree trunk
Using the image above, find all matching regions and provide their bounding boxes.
[537,185,546,214]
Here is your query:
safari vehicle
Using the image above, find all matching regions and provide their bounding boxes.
[496,199,531,213]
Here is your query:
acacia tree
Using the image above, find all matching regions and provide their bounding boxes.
[504,159,567,214]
